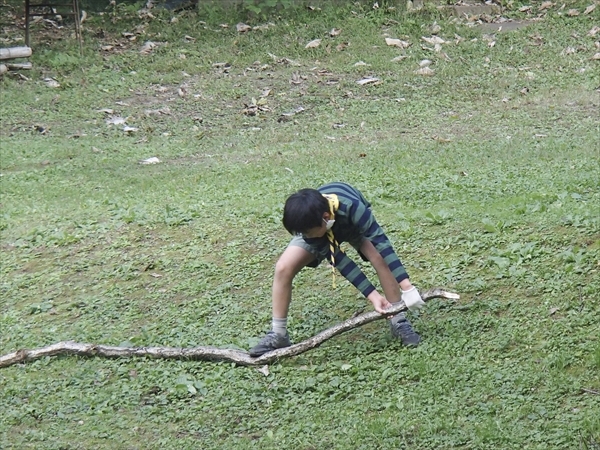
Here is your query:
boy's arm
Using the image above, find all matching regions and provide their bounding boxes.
[347,200,408,282]
[334,251,393,314]
[333,251,376,297]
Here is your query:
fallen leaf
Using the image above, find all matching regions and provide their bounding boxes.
[430,22,441,34]
[519,5,532,12]
[140,157,160,164]
[584,4,596,14]
[329,28,342,37]
[422,36,445,45]
[539,1,554,10]
[115,101,129,106]
[106,116,126,125]
[219,23,229,28]
[290,72,302,85]
[305,39,321,48]
[592,53,600,60]
[419,59,432,67]
[91,147,102,153]
[354,61,369,66]
[391,55,409,62]
[260,88,271,97]
[184,35,196,42]
[336,42,348,51]
[567,8,579,16]
[549,307,559,315]
[257,365,270,376]
[97,108,114,114]
[101,45,114,51]
[140,41,156,54]
[150,273,162,278]
[563,46,576,55]
[236,22,251,33]
[415,67,434,76]
[520,87,529,95]
[385,38,411,48]
[356,77,380,85]
[43,78,60,88]
[588,26,600,37]
[123,126,138,133]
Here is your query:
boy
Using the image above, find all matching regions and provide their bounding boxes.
[249,182,425,357]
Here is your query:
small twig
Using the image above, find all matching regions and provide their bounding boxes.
[581,388,600,395]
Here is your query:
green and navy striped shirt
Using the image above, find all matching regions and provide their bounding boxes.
[303,182,408,297]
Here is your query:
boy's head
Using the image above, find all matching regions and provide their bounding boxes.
[283,188,330,236]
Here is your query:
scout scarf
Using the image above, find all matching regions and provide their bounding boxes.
[322,193,343,287]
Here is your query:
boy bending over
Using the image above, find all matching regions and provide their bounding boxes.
[249,182,425,357]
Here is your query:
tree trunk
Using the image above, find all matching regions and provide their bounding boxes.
[0,47,33,60]
[0,64,7,75]
[0,288,459,368]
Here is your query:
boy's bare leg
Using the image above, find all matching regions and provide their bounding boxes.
[272,245,316,319]
[249,246,315,357]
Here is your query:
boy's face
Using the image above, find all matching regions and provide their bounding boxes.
[301,213,330,239]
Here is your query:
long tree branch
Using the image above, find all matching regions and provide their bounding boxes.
[0,288,459,368]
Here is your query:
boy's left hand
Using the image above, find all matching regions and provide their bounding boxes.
[402,287,425,311]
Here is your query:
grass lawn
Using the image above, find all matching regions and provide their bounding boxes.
[1,0,599,448]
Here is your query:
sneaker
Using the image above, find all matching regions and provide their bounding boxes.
[390,313,421,347]
[249,331,291,357]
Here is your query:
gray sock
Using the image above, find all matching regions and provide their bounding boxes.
[272,317,288,336]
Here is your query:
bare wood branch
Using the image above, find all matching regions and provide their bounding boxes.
[0,288,459,369]
[6,62,33,70]
[0,47,32,60]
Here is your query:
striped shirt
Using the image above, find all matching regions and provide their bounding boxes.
[302,182,408,297]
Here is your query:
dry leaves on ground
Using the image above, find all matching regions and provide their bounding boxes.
[356,77,380,85]
[140,41,156,54]
[305,39,321,49]
[385,38,411,48]
[236,23,251,33]
[415,66,435,76]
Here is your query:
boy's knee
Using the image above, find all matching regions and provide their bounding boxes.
[274,258,299,280]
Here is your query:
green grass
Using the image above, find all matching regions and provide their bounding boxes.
[1,1,599,448]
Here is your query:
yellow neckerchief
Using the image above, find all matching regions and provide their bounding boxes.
[322,193,342,288]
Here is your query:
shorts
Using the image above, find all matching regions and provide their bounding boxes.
[288,234,368,268]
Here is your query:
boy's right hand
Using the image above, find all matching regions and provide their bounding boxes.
[367,291,393,314]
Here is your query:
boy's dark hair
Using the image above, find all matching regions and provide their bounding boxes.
[282,188,329,235]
